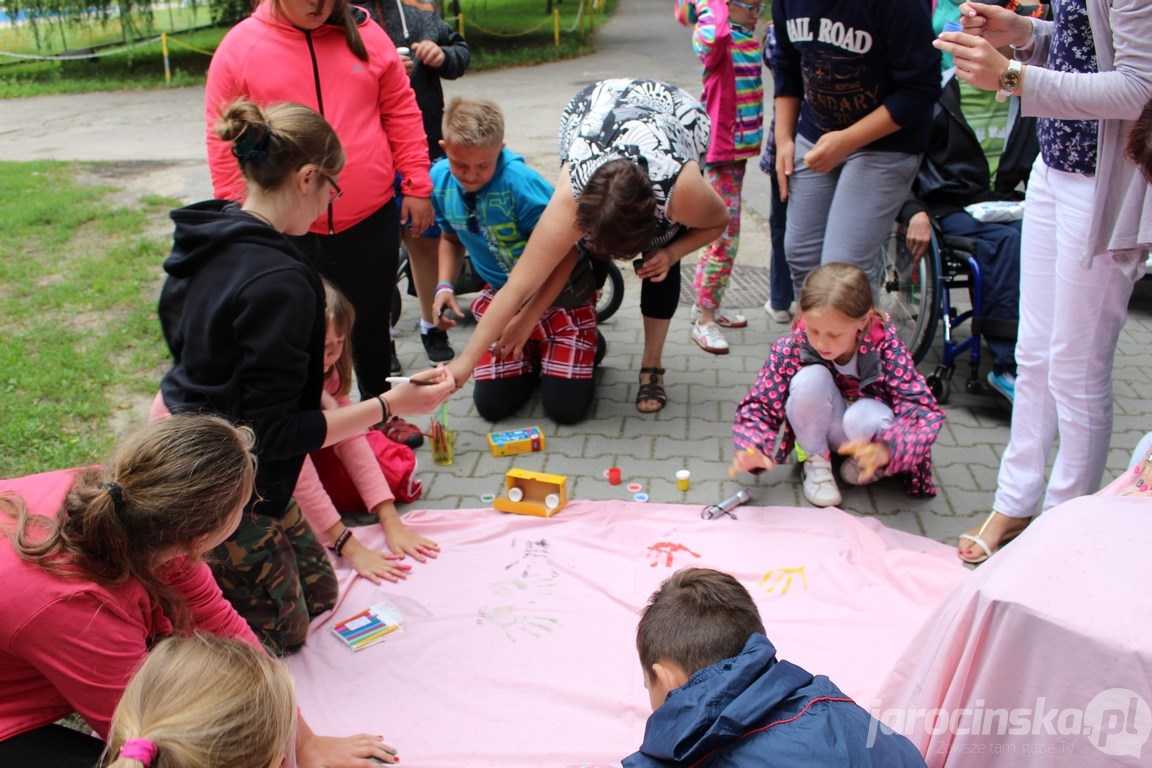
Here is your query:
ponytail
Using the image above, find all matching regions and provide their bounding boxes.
[104,634,296,768]
[3,415,258,629]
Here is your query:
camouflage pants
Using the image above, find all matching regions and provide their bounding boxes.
[211,501,337,655]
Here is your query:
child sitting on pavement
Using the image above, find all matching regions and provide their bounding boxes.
[431,96,600,425]
[731,263,944,507]
[622,567,926,767]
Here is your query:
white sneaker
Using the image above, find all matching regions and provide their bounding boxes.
[840,457,885,486]
[690,305,748,328]
[802,455,842,507]
[691,321,730,354]
[763,299,793,323]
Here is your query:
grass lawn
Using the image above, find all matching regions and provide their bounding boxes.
[0,0,615,98]
[0,161,172,477]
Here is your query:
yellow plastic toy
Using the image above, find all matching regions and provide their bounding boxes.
[492,468,568,517]
[487,426,546,457]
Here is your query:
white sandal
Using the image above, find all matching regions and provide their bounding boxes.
[958,511,1030,564]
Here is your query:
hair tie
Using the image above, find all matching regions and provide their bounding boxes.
[104,481,125,514]
[231,122,271,167]
[119,738,158,766]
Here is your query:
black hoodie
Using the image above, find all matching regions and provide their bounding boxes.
[158,200,327,519]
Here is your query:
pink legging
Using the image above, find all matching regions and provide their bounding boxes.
[693,160,746,310]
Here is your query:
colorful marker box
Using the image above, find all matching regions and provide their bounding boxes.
[487,426,546,457]
[332,600,406,652]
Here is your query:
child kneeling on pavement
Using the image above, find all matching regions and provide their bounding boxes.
[431,96,600,425]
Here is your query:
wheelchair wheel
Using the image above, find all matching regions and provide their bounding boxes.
[875,224,941,364]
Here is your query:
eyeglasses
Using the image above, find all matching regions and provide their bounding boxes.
[320,173,343,203]
[729,0,763,17]
[462,191,480,235]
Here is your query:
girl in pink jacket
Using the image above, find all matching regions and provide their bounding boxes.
[206,0,433,402]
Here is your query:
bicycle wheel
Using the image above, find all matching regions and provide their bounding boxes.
[595,261,625,323]
[875,223,940,364]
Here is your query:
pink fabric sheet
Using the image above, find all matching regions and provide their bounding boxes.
[874,495,1152,767]
[287,501,967,767]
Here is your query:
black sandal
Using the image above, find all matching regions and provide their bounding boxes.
[636,367,667,413]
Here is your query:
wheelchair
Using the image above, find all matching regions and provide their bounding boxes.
[875,219,1011,405]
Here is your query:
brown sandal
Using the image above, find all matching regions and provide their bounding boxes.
[636,367,667,413]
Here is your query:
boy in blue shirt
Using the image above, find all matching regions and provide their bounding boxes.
[431,97,599,425]
[625,567,927,767]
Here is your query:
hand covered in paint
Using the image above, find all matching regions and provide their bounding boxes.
[838,439,891,482]
[380,508,441,562]
[342,536,413,584]
[729,447,775,479]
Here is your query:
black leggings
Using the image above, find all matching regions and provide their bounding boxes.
[0,724,105,768]
[474,375,595,425]
[293,203,400,398]
[639,260,682,320]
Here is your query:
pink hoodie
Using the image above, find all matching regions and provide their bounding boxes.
[205,2,432,235]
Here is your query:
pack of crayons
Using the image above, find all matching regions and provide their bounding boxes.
[331,600,406,651]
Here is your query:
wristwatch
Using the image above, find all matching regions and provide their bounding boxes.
[996,59,1023,103]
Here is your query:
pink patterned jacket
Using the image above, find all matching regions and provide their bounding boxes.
[733,315,945,497]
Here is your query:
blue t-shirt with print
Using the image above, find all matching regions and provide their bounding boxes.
[430,149,553,290]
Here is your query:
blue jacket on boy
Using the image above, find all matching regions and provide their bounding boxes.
[622,633,926,767]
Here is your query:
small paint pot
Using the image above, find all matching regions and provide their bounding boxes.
[627,483,643,493]
[608,467,622,485]
[508,487,524,502]
[633,493,649,503]
[676,469,691,492]
[545,493,560,510]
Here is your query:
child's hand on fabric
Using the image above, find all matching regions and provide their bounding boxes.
[381,511,441,563]
[729,447,775,478]
[838,439,891,482]
[297,731,399,767]
[636,248,674,282]
[803,130,853,173]
[411,39,446,68]
[341,535,412,584]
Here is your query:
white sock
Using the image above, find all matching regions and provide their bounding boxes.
[420,320,436,334]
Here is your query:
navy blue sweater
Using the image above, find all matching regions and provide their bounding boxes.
[771,0,940,154]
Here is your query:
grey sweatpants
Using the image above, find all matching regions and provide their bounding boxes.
[784,133,920,297]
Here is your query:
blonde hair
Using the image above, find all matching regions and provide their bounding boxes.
[442,96,505,148]
[323,279,356,398]
[797,263,876,322]
[215,100,345,195]
[1,414,257,629]
[104,634,296,768]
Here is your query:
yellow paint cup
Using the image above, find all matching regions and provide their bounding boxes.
[676,469,691,492]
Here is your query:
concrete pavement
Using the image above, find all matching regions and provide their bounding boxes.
[2,0,1151,548]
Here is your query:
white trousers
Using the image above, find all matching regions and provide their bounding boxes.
[993,158,1143,518]
[786,365,894,457]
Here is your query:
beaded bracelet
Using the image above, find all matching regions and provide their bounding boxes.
[329,528,353,557]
